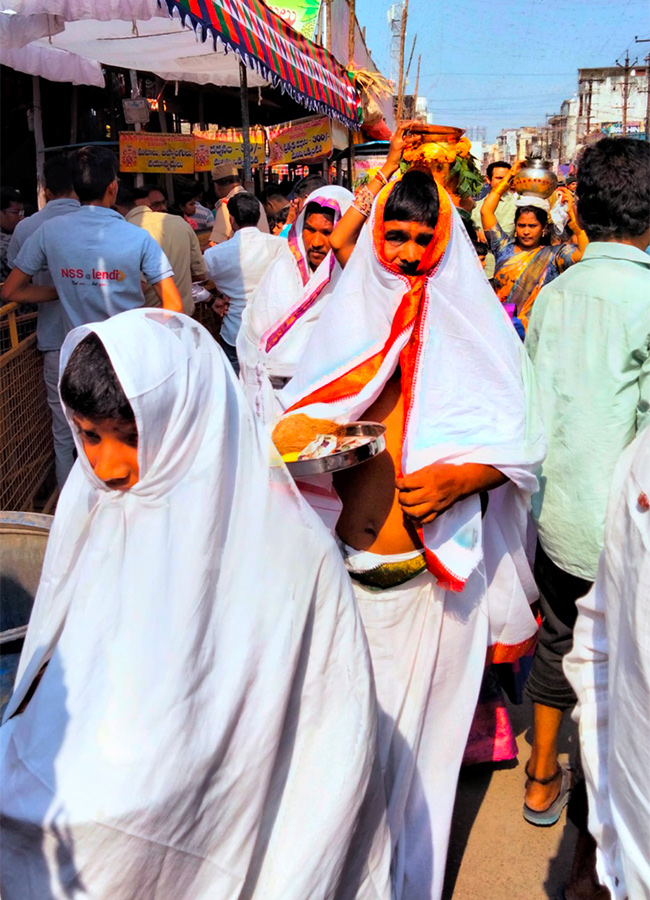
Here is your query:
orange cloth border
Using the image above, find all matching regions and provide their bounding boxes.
[423,547,466,593]
[287,181,469,589]
[486,633,538,665]
[286,180,452,415]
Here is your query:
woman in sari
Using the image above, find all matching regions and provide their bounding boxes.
[481,162,588,335]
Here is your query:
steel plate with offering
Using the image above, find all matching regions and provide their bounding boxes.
[279,421,387,476]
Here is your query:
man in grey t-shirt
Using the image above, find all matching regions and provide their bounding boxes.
[7,156,81,486]
[2,147,183,333]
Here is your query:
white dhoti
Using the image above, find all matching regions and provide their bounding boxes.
[351,568,489,900]
[277,177,545,899]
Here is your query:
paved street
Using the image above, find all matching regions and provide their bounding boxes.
[444,698,578,900]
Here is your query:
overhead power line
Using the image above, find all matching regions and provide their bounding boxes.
[419,71,575,77]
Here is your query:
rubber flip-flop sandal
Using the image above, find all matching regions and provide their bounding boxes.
[523,764,572,827]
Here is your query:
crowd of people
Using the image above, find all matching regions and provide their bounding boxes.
[0,131,648,900]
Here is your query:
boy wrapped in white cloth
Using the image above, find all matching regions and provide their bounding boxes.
[0,309,391,900]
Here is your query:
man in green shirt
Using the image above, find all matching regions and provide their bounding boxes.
[471,161,517,277]
[523,138,650,847]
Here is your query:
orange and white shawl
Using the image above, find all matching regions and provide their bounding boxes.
[280,181,547,660]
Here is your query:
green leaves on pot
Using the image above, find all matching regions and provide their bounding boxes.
[449,155,484,199]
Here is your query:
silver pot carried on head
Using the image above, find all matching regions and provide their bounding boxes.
[512,157,558,200]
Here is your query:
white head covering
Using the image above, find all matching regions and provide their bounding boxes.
[237,186,353,424]
[0,310,390,899]
[280,180,546,659]
[515,194,551,211]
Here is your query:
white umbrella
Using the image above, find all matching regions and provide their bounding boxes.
[0,0,268,87]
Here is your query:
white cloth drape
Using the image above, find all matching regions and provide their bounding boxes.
[280,182,545,656]
[564,428,650,900]
[351,566,489,900]
[238,186,353,425]
[0,40,105,85]
[0,309,391,900]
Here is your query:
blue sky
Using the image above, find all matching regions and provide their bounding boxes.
[354,0,650,141]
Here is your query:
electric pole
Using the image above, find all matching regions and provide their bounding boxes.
[635,36,650,141]
[325,0,332,51]
[403,35,417,118]
[405,35,417,82]
[616,51,638,136]
[348,0,356,187]
[579,75,604,140]
[413,53,421,120]
[396,0,409,122]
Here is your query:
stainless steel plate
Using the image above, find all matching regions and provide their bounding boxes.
[284,421,387,477]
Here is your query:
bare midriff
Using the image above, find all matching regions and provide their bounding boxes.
[334,369,423,555]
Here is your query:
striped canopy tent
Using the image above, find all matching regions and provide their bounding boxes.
[0,0,361,128]
[163,0,360,128]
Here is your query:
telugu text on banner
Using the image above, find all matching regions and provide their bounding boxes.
[119,133,195,174]
[193,129,266,171]
[268,117,332,166]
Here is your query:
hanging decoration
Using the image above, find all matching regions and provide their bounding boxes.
[161,0,361,128]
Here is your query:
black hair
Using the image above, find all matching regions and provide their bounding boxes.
[293,174,327,199]
[44,156,74,196]
[303,201,335,223]
[576,137,650,241]
[60,333,135,424]
[263,187,289,203]
[514,205,550,245]
[130,187,151,202]
[486,161,510,180]
[69,146,118,203]
[178,192,197,209]
[383,169,439,228]
[227,191,261,227]
[514,205,548,227]
[115,185,135,209]
[460,215,487,257]
[1,187,22,212]
[461,215,478,244]
[145,184,167,201]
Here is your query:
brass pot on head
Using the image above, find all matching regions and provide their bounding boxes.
[512,154,558,200]
[402,124,468,201]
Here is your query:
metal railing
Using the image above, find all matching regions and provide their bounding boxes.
[0,302,55,510]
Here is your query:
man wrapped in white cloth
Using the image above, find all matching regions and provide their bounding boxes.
[564,428,650,900]
[0,309,391,900]
[277,160,546,900]
[237,185,353,424]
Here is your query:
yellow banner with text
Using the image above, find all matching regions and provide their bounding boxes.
[119,122,331,174]
[119,133,195,174]
[268,117,332,166]
[193,129,266,171]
